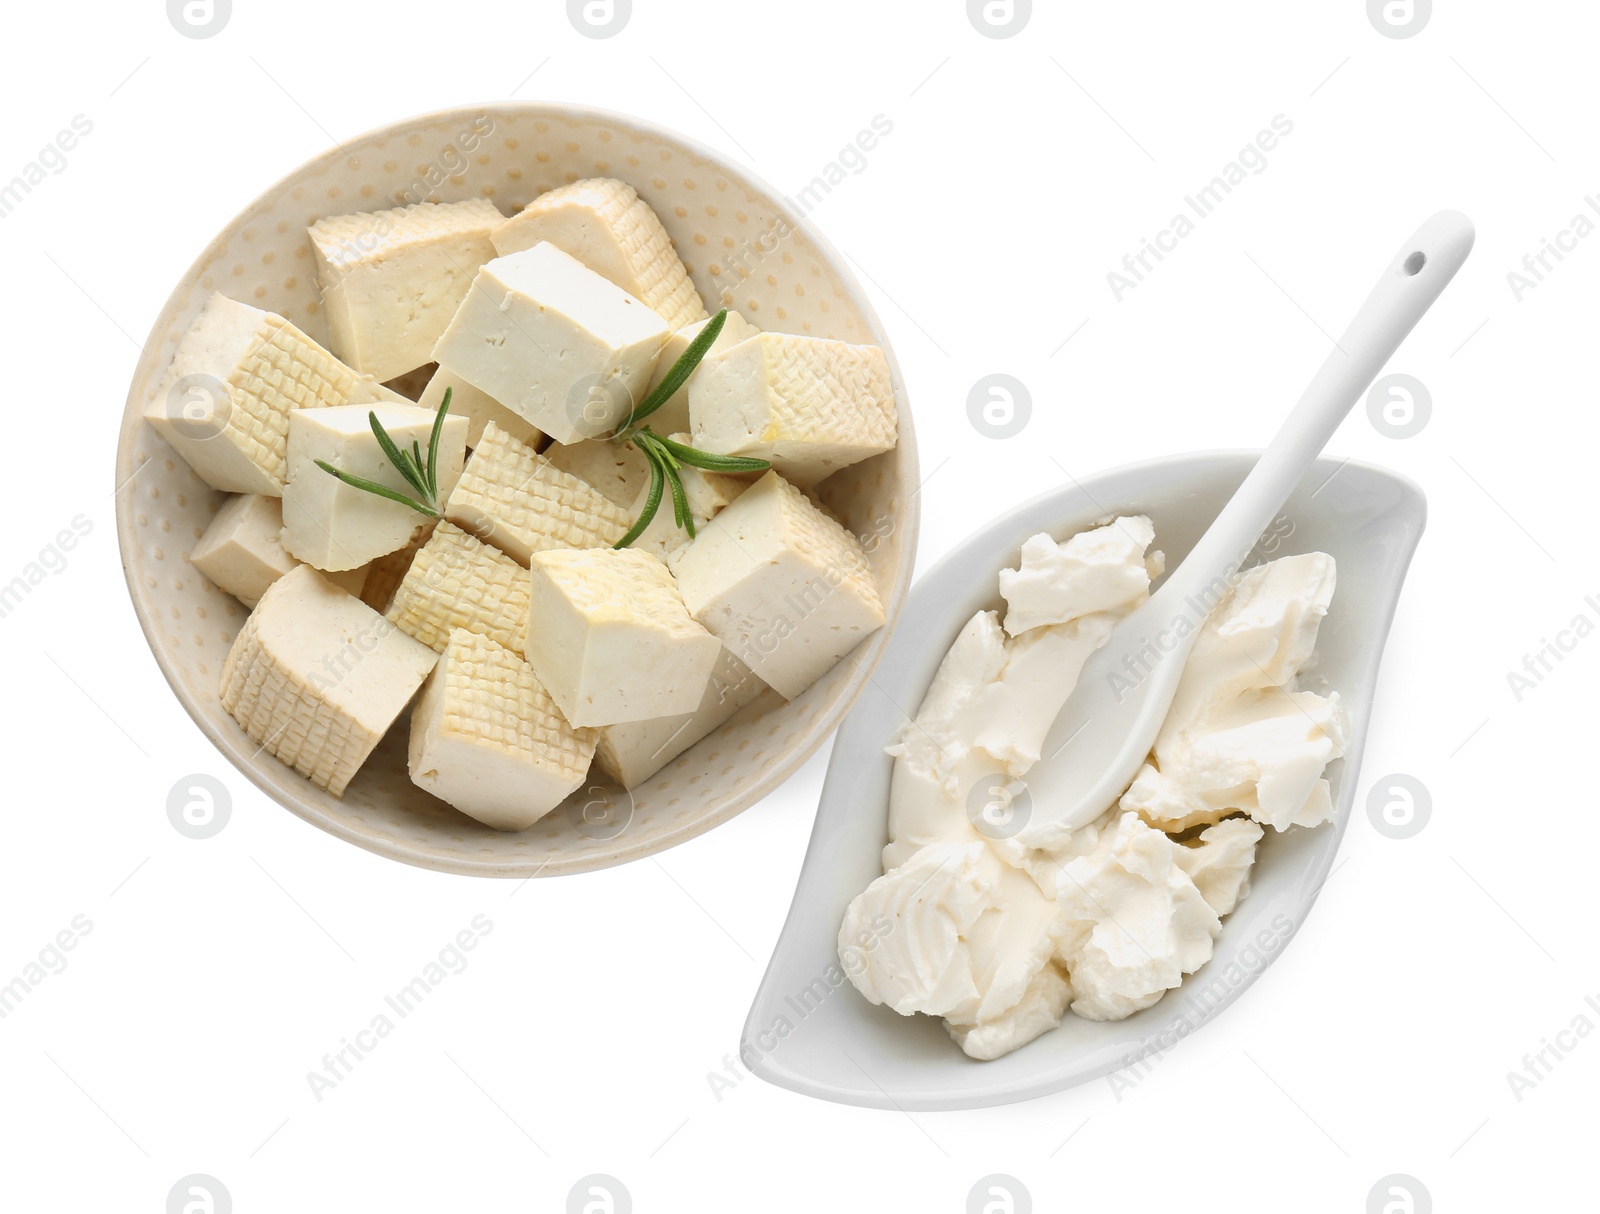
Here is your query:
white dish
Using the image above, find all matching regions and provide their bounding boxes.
[744,451,1425,1110]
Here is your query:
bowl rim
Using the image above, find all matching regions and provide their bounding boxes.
[743,448,1426,1109]
[114,100,921,878]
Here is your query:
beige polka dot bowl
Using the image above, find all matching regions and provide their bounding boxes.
[114,103,919,878]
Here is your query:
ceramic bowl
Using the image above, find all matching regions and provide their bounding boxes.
[114,103,918,878]
[744,452,1424,1109]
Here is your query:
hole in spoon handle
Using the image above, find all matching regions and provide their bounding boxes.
[1402,250,1426,275]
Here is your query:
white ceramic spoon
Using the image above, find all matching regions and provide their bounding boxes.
[1020,210,1474,845]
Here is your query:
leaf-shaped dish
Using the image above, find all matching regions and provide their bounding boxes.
[744,451,1425,1110]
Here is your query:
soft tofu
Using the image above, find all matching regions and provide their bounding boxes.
[641,310,760,435]
[418,365,544,450]
[594,647,771,789]
[669,471,885,699]
[310,199,503,383]
[543,439,650,509]
[385,521,531,655]
[444,423,632,565]
[689,332,897,487]
[281,403,467,572]
[431,242,671,444]
[525,548,721,727]
[189,494,298,607]
[408,629,597,831]
[143,293,398,495]
[218,565,437,797]
[627,431,752,560]
[491,178,707,329]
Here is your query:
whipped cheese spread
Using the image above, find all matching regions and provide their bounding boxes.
[839,518,1344,1059]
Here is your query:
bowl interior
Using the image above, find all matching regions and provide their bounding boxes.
[115,103,917,877]
[744,452,1425,1110]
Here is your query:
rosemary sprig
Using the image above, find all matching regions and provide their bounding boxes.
[610,309,771,547]
[316,388,452,518]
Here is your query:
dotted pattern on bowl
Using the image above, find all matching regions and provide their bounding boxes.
[116,104,918,877]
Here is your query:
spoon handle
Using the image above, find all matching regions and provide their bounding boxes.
[1166,210,1474,595]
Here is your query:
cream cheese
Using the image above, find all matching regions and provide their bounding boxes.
[840,518,1344,1059]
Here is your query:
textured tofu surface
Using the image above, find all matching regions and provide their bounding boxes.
[409,630,597,831]
[143,294,378,495]
[310,199,503,383]
[542,438,650,509]
[492,178,707,329]
[526,547,721,727]
[445,423,632,564]
[594,646,771,789]
[219,565,437,796]
[670,471,886,699]
[360,520,437,614]
[385,520,531,654]
[188,494,297,608]
[689,333,897,487]
[418,365,544,450]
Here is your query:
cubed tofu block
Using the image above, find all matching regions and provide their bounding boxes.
[627,432,753,561]
[542,439,650,509]
[409,629,598,831]
[310,199,503,383]
[360,520,437,614]
[444,423,632,564]
[418,365,544,450]
[281,403,467,572]
[189,494,298,607]
[642,310,760,435]
[385,521,531,654]
[669,471,885,699]
[143,293,398,495]
[218,565,437,797]
[594,647,771,789]
[689,333,897,487]
[525,548,721,727]
[431,242,671,444]
[491,178,707,329]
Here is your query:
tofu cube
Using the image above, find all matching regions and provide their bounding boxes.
[431,242,671,444]
[542,439,650,509]
[669,471,885,699]
[409,629,598,831]
[385,521,531,655]
[491,178,708,329]
[444,423,632,565]
[689,333,897,487]
[594,647,772,789]
[281,403,467,572]
[418,365,544,451]
[626,432,753,561]
[219,565,438,797]
[143,293,397,495]
[310,199,503,383]
[525,548,720,727]
[359,520,437,614]
[641,310,760,435]
[188,494,298,607]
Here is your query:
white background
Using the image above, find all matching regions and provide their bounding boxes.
[0,0,1590,1209]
